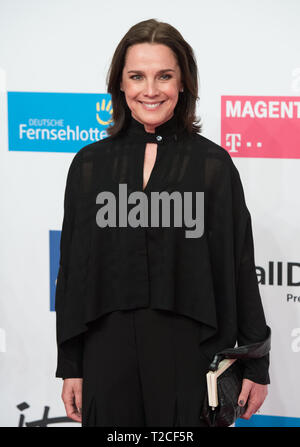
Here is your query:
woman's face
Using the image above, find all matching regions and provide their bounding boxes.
[120,43,183,133]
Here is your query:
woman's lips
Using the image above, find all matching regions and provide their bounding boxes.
[139,101,165,110]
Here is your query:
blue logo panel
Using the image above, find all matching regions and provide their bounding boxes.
[8,92,113,152]
[236,414,300,427]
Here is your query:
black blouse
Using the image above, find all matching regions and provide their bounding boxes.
[55,113,270,384]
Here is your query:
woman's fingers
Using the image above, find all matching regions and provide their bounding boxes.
[238,378,268,420]
[74,384,83,419]
[63,392,82,422]
[62,379,83,423]
[237,378,252,409]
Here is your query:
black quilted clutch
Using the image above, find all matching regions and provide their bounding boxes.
[201,326,271,427]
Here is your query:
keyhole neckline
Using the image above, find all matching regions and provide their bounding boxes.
[142,142,159,193]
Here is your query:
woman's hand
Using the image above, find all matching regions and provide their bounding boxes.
[237,378,268,420]
[61,378,83,423]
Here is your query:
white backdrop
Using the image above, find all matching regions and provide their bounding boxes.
[0,0,299,427]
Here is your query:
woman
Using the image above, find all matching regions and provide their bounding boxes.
[55,19,270,427]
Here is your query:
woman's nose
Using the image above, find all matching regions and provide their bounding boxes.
[144,81,159,96]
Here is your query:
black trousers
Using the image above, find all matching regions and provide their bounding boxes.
[81,308,210,427]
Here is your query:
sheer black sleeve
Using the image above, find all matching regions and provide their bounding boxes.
[231,163,270,385]
[55,152,84,379]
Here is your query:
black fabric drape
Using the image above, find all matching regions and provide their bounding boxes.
[55,114,270,384]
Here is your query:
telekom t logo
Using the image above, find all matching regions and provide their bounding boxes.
[225,133,241,153]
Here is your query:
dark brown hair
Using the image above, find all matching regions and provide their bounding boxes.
[105,18,202,137]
